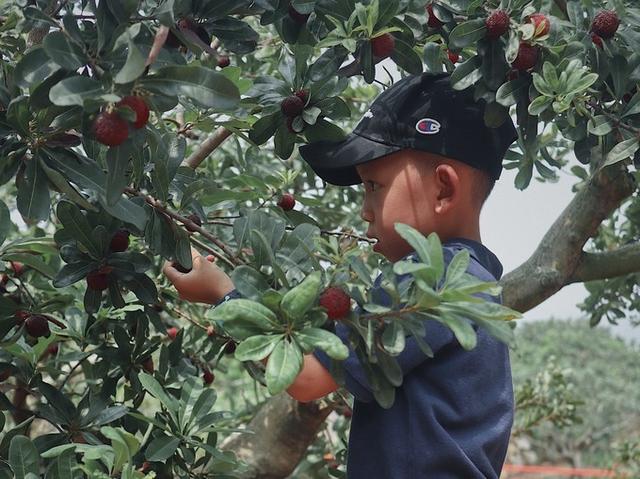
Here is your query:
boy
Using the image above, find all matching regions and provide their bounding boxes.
[164,72,518,478]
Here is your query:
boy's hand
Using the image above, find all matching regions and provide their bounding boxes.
[162,247,235,304]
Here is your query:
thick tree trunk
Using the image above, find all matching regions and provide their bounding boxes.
[220,395,333,478]
[220,162,637,477]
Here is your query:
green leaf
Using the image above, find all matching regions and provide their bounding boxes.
[0,252,56,279]
[249,112,283,146]
[141,66,240,110]
[234,334,283,361]
[230,266,270,301]
[390,38,423,75]
[56,201,101,258]
[49,76,114,106]
[423,42,442,73]
[105,141,131,206]
[8,435,39,478]
[43,31,86,70]
[0,200,11,248]
[450,55,482,90]
[14,47,61,89]
[304,118,347,142]
[442,249,470,289]
[381,321,405,355]
[48,449,76,479]
[449,19,486,49]
[145,435,180,462]
[37,156,96,211]
[17,158,50,221]
[602,138,639,168]
[394,224,444,287]
[296,327,349,360]
[114,37,146,84]
[209,299,283,338]
[587,115,613,136]
[265,339,303,394]
[280,271,322,321]
[528,95,553,115]
[496,77,530,107]
[435,313,477,350]
[138,373,179,412]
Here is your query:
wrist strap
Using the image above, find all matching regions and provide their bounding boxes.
[211,289,242,308]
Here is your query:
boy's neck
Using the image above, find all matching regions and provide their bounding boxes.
[440,223,482,244]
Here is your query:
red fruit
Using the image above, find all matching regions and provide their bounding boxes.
[591,10,620,40]
[10,261,24,277]
[426,4,444,28]
[117,96,150,129]
[529,13,550,38]
[1,273,8,285]
[86,269,110,291]
[217,55,230,68]
[93,111,129,146]
[203,368,215,384]
[25,314,50,338]
[281,95,305,117]
[185,214,202,233]
[167,327,178,340]
[277,193,296,211]
[511,42,539,71]
[371,33,396,58]
[223,341,236,354]
[288,4,310,24]
[47,343,59,356]
[177,17,196,31]
[341,407,353,418]
[15,310,31,324]
[591,33,604,48]
[140,462,151,473]
[294,89,309,105]
[319,286,351,320]
[142,357,154,373]
[109,230,129,252]
[485,10,510,39]
[447,50,459,63]
[206,325,216,337]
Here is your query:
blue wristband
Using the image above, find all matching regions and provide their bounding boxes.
[212,289,242,308]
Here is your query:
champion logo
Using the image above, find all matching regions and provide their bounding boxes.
[416,118,441,135]
[362,109,374,119]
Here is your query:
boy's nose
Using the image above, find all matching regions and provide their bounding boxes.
[360,205,373,223]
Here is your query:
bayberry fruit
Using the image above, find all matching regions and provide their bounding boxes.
[142,357,154,373]
[185,214,202,232]
[206,326,216,337]
[223,341,236,354]
[203,368,215,384]
[217,55,230,68]
[1,273,8,285]
[371,33,395,58]
[277,193,296,211]
[109,230,129,252]
[319,286,351,320]
[447,50,459,63]
[591,33,604,48]
[87,269,110,291]
[47,343,59,356]
[485,10,510,39]
[288,5,310,24]
[281,96,305,117]
[591,10,620,40]
[10,261,24,277]
[25,314,50,338]
[511,42,539,71]
[15,310,30,324]
[117,96,150,129]
[426,4,444,28]
[167,327,178,340]
[529,13,550,38]
[93,111,129,146]
[294,89,309,105]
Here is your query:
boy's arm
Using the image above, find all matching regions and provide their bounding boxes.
[261,354,338,402]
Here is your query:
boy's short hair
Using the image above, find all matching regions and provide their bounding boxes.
[299,72,518,187]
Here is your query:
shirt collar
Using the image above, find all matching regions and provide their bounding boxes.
[442,237,504,280]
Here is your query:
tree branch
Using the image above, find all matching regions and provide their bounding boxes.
[500,161,636,312]
[569,241,640,283]
[184,127,233,169]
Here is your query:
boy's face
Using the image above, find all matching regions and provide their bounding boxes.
[356,150,465,262]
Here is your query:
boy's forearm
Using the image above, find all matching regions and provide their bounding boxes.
[260,353,339,402]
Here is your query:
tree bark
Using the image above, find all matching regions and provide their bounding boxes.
[221,163,637,477]
[220,396,333,478]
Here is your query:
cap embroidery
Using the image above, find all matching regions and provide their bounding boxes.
[416,118,441,135]
[362,109,374,119]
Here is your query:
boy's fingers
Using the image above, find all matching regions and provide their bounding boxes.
[162,261,183,283]
[190,246,200,260]
[206,255,215,262]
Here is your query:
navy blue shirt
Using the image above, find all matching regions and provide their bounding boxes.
[313,238,514,478]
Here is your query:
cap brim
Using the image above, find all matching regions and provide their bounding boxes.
[299,133,404,186]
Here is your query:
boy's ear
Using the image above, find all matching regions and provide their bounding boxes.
[433,164,460,214]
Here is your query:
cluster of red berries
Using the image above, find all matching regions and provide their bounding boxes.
[86,266,113,291]
[281,89,309,133]
[92,95,150,147]
[319,286,351,320]
[15,310,51,338]
[590,10,620,48]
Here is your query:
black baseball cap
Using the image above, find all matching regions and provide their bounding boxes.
[298,72,518,186]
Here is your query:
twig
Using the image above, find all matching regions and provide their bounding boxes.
[146,25,169,67]
[124,187,244,266]
[190,236,236,269]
